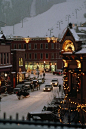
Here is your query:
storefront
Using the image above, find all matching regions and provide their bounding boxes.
[25,61,56,72]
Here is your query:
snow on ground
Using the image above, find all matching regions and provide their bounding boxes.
[1,0,86,38]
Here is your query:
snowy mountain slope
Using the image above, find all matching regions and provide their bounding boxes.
[1,0,86,38]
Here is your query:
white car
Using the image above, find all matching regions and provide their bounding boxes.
[38,78,43,84]
[51,78,59,87]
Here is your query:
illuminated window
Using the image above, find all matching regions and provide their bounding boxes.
[19,58,23,66]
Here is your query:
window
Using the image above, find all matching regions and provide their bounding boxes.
[34,44,37,49]
[1,53,3,64]
[46,53,48,59]
[28,43,31,49]
[14,44,16,49]
[51,53,54,59]
[45,43,48,49]
[34,53,37,59]
[40,44,43,49]
[19,58,23,66]
[40,53,43,59]
[19,44,21,49]
[24,44,26,49]
[25,53,27,59]
[4,53,6,64]
[7,53,9,63]
[51,43,54,49]
[29,53,31,59]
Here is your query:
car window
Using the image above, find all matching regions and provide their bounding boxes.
[45,85,51,87]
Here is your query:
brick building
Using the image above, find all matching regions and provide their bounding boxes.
[10,36,63,84]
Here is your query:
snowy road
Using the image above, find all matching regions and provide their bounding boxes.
[0,73,63,120]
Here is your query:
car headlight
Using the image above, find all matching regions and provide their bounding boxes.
[43,88,45,90]
[55,83,57,85]
[51,82,52,84]
[48,88,50,90]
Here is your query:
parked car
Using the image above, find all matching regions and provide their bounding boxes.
[13,83,30,94]
[38,77,45,84]
[43,84,53,91]
[1,86,7,93]
[37,78,43,84]
[26,111,59,122]
[53,69,63,75]
[51,78,59,87]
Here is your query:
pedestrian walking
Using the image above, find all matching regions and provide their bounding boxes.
[43,71,45,78]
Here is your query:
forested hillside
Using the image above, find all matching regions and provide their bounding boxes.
[0,0,66,26]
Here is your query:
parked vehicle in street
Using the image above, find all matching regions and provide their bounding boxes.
[16,88,30,100]
[26,111,59,122]
[13,83,30,94]
[1,86,7,93]
[38,78,45,84]
[53,69,63,75]
[51,78,59,87]
[43,84,53,91]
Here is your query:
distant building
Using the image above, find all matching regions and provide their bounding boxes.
[9,36,63,84]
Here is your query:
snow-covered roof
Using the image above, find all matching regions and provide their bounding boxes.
[0,34,3,39]
[0,65,12,69]
[69,28,80,41]
[75,48,86,54]
[62,52,72,54]
[78,27,86,31]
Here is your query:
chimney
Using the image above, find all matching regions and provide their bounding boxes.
[69,23,72,29]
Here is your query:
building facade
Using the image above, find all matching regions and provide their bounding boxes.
[60,23,86,104]
[10,36,63,83]
[0,32,12,92]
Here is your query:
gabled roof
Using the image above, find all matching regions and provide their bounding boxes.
[0,33,6,40]
[61,26,80,42]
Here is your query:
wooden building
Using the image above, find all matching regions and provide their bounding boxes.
[60,23,86,104]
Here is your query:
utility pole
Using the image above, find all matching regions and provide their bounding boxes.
[66,15,71,25]
[57,20,63,30]
[75,9,79,19]
[48,28,53,37]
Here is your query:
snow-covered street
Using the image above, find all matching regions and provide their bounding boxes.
[0,73,63,120]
